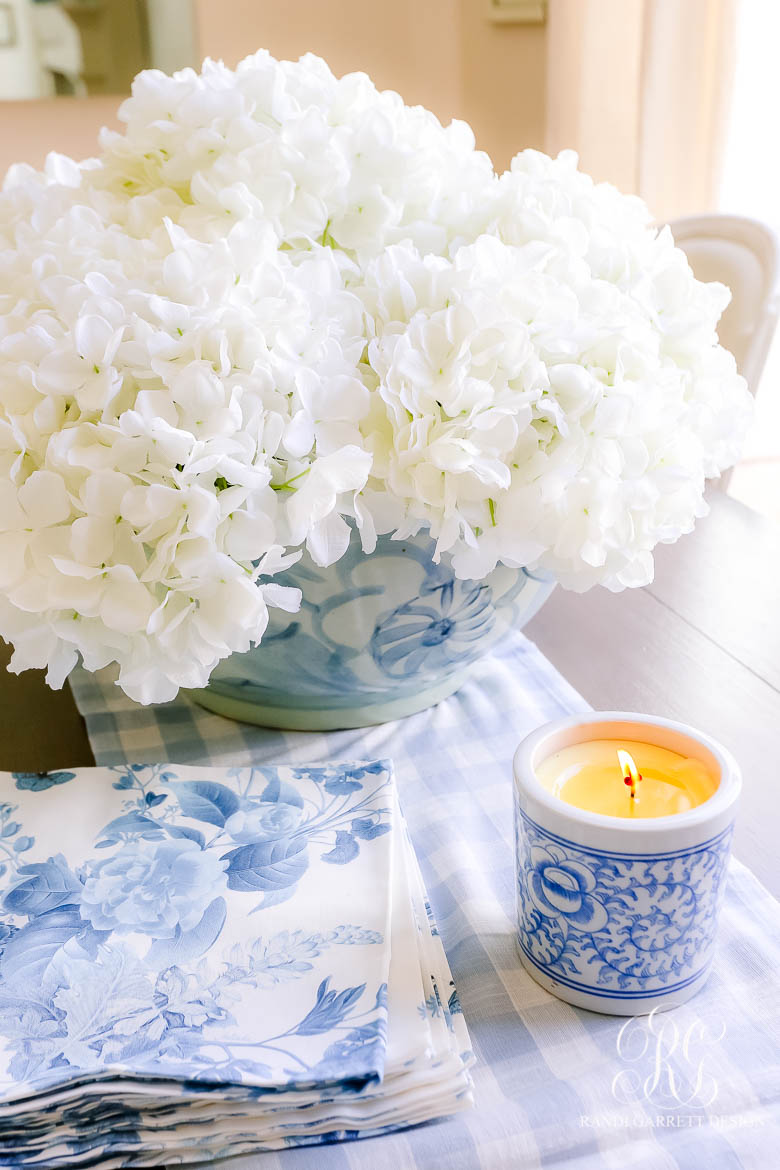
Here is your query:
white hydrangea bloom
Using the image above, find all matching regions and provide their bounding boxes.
[0,52,751,702]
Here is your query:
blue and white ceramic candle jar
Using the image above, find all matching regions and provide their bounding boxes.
[513,713,741,1015]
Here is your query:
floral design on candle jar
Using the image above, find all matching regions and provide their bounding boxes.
[517,815,733,998]
[526,846,608,934]
[513,714,741,1014]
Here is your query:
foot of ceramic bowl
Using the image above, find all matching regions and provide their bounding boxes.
[516,938,710,1015]
[188,668,472,730]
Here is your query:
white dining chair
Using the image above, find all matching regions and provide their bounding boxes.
[668,213,780,396]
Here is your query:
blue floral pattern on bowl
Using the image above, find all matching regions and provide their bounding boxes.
[515,811,733,1001]
[370,574,494,678]
[196,527,555,729]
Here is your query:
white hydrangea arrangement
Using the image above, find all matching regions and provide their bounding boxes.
[0,51,751,704]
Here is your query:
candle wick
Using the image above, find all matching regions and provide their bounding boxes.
[617,751,643,808]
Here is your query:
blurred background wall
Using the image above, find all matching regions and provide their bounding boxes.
[0,0,547,176]
[0,0,742,223]
[193,0,547,168]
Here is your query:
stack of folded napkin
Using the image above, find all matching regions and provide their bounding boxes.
[0,760,473,1167]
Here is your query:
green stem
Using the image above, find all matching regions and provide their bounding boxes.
[488,498,497,527]
[271,468,311,493]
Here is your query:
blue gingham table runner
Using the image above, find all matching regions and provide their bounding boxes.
[71,631,780,1169]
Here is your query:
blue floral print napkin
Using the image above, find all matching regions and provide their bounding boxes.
[0,762,473,1166]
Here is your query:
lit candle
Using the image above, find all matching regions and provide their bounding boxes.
[536,739,717,818]
[513,713,741,1015]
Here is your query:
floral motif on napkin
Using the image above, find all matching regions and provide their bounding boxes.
[0,762,395,1095]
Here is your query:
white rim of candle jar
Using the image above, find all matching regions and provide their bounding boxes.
[513,711,741,835]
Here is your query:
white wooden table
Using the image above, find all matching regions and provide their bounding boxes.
[2,490,778,894]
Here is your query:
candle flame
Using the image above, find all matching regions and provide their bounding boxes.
[617,750,640,785]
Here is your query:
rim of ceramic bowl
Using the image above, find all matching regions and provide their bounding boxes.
[513,710,741,836]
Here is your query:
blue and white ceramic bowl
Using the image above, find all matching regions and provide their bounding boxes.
[191,526,555,729]
[513,713,741,1016]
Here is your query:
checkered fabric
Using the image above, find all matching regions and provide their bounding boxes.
[71,632,780,1169]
